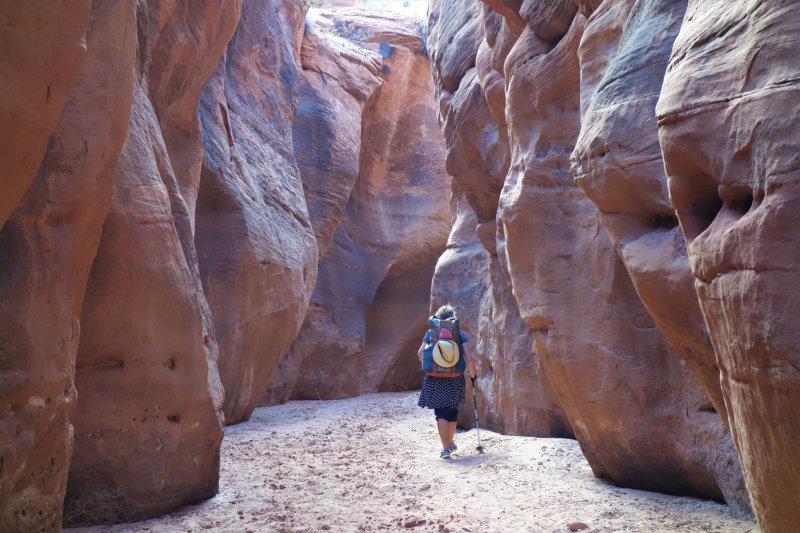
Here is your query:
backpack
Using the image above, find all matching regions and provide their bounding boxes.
[421,316,466,377]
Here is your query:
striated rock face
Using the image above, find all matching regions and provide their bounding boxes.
[292,11,383,263]
[657,1,800,529]
[0,0,91,228]
[196,0,317,425]
[571,0,751,516]
[264,10,450,404]
[0,1,136,530]
[428,0,752,513]
[64,1,242,525]
[1,1,453,528]
[500,3,725,500]
[432,188,572,437]
[427,0,506,224]
[428,0,572,440]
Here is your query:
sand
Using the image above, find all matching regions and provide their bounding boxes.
[68,391,759,533]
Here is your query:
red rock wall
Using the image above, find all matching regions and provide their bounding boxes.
[0,0,90,228]
[64,0,244,525]
[432,187,572,437]
[570,0,751,517]
[427,0,753,518]
[196,0,317,425]
[0,1,136,529]
[427,0,573,440]
[1,4,448,529]
[657,1,800,530]
[264,10,451,404]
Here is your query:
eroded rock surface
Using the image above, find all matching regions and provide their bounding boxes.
[428,0,752,512]
[428,0,507,223]
[64,1,242,525]
[0,0,90,228]
[264,10,450,404]
[657,1,800,529]
[196,0,317,425]
[0,1,136,530]
[431,188,572,437]
[571,0,751,516]
[292,12,383,263]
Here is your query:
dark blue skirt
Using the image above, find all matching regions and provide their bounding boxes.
[418,374,466,409]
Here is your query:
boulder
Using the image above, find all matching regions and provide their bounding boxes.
[657,1,800,529]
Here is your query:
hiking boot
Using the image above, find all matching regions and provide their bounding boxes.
[440,448,451,460]
[449,441,457,452]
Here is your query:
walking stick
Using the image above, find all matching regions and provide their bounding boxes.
[470,376,485,453]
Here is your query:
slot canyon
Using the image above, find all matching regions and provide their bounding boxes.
[1,0,798,532]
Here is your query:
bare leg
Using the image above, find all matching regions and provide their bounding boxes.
[437,418,450,449]
[448,421,457,447]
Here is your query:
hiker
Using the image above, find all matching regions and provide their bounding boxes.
[417,304,476,459]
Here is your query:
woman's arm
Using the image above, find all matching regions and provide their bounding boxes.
[462,342,477,378]
[417,341,426,363]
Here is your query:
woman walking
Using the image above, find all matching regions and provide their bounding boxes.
[417,305,476,459]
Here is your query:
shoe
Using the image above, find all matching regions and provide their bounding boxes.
[449,441,457,452]
[440,448,451,459]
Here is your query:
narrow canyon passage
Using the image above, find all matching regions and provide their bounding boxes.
[68,392,757,533]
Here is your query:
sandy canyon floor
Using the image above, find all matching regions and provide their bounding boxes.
[69,391,759,533]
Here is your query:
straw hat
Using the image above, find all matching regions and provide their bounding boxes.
[432,339,459,368]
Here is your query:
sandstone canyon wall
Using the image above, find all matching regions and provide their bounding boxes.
[657,1,800,530]
[64,1,244,524]
[431,186,572,437]
[1,1,137,529]
[0,0,91,228]
[196,0,318,426]
[1,3,447,529]
[264,10,451,404]
[426,0,574,440]
[427,0,754,519]
[6,0,799,531]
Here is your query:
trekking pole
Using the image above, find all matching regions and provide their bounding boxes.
[470,376,485,453]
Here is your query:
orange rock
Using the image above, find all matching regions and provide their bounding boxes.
[571,0,751,517]
[0,0,90,228]
[0,1,135,530]
[658,1,800,529]
[427,0,753,514]
[264,9,450,404]
[64,0,242,525]
[195,0,316,425]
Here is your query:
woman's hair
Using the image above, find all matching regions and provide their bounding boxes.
[435,304,456,320]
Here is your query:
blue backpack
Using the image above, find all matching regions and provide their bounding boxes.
[421,316,466,377]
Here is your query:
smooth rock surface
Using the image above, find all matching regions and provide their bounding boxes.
[264,10,450,404]
[196,0,317,424]
[428,0,506,223]
[0,0,90,227]
[64,1,241,525]
[657,1,800,529]
[428,0,753,510]
[0,1,136,530]
[293,11,383,262]
[571,0,752,516]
